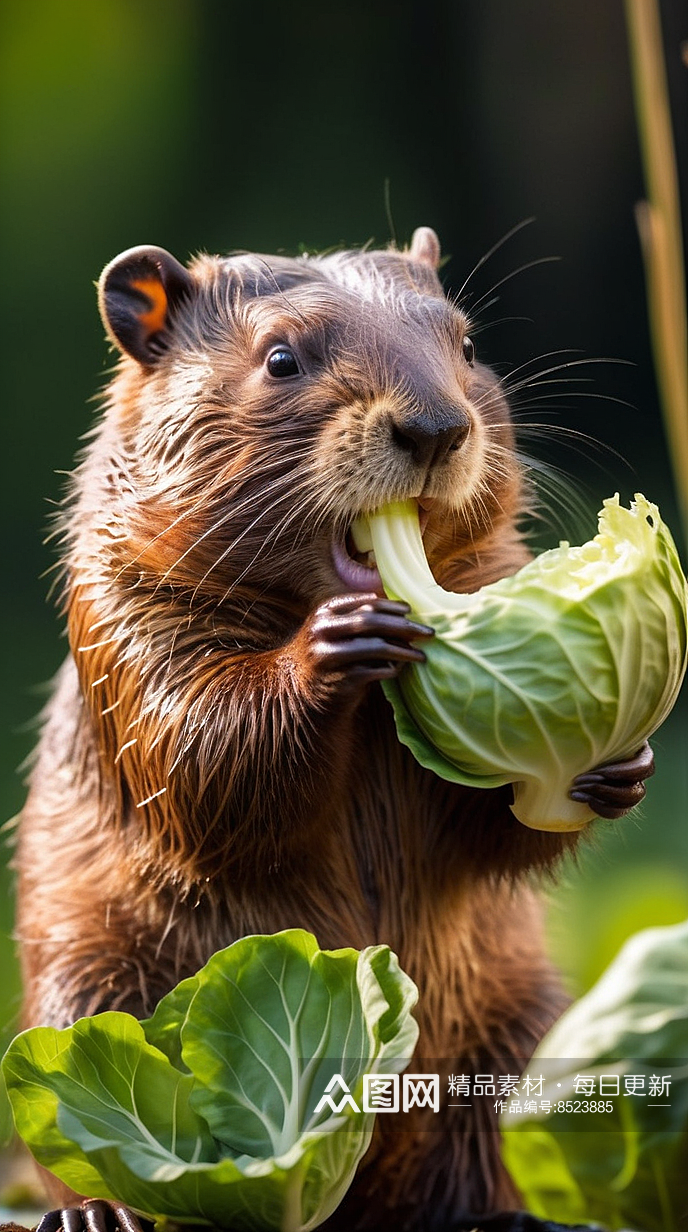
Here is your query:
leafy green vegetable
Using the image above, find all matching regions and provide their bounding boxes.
[353,494,688,831]
[501,919,688,1231]
[2,930,418,1231]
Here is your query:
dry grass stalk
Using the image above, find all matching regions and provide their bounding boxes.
[625,0,688,549]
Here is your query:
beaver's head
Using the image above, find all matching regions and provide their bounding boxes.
[95,228,522,609]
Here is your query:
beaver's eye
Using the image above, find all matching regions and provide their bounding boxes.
[266,346,300,378]
[462,336,475,365]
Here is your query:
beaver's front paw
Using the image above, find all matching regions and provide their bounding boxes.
[34,1200,152,1232]
[569,740,655,819]
[303,593,434,690]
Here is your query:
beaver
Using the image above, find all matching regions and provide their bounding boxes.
[15,227,653,1232]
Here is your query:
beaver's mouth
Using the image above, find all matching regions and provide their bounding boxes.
[331,533,384,594]
[331,501,432,594]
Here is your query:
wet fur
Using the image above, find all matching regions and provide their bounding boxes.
[17,241,577,1228]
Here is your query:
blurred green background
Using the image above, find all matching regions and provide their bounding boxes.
[1,0,687,1165]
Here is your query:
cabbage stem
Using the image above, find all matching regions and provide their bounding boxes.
[512,777,594,832]
[357,501,469,618]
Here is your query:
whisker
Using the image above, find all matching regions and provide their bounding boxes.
[453,217,536,302]
[512,422,628,460]
[469,316,533,336]
[112,442,315,580]
[194,472,322,604]
[511,390,637,414]
[143,448,315,587]
[504,355,634,390]
[498,347,584,381]
[464,256,561,316]
[515,451,597,539]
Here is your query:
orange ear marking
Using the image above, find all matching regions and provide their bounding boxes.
[131,277,168,335]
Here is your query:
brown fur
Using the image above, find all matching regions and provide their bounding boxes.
[16,239,577,1229]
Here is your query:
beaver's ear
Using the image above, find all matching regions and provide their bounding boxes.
[408,226,441,271]
[98,245,193,366]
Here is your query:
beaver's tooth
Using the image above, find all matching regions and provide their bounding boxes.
[352,549,378,569]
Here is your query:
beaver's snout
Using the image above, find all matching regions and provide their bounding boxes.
[390,403,471,470]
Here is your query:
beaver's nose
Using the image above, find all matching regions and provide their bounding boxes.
[391,406,470,469]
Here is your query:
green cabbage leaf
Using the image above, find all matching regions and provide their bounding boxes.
[353,494,688,831]
[2,930,418,1231]
[501,919,688,1230]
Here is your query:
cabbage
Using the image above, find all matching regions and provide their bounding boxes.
[352,494,688,832]
[2,931,419,1230]
[501,919,688,1230]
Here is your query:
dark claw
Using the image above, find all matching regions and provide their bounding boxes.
[570,741,654,819]
[81,1204,110,1232]
[570,791,634,820]
[578,740,655,785]
[307,593,434,688]
[107,1209,147,1232]
[317,637,427,667]
[323,592,413,615]
[34,1217,63,1232]
[315,610,434,644]
[346,662,399,680]
[30,1203,152,1232]
[570,772,603,786]
[574,780,646,806]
